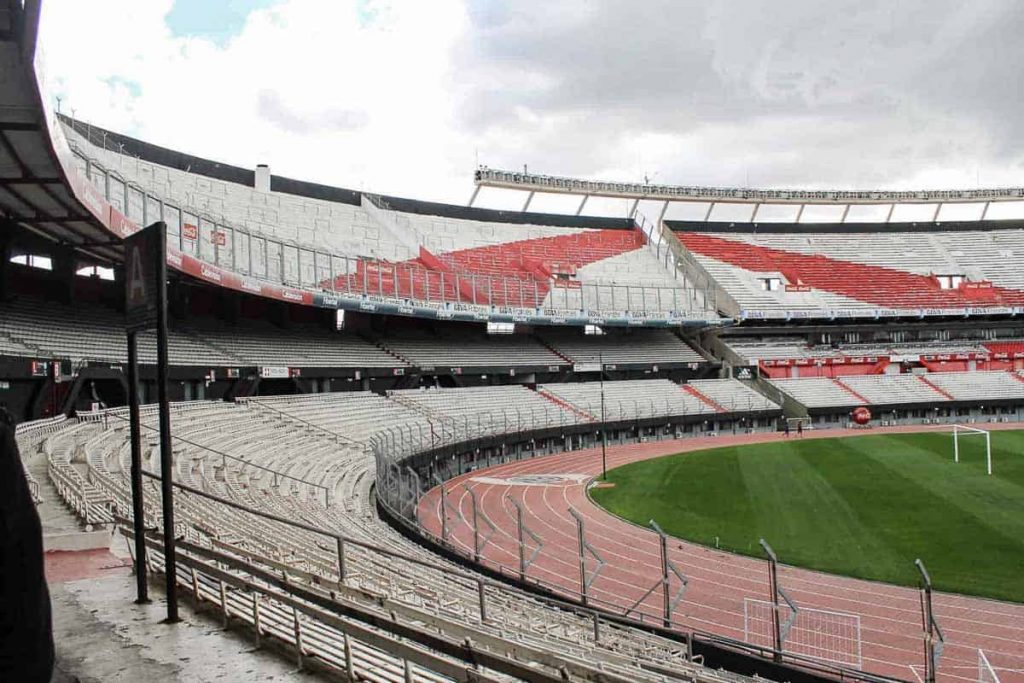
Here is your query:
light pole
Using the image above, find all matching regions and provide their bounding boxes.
[600,352,607,479]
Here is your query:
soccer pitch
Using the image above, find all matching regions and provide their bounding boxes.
[590,430,1024,602]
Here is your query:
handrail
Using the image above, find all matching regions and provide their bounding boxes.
[136,468,689,644]
[127,523,648,683]
[61,121,713,322]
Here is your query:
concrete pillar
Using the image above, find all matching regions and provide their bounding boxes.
[53,243,76,305]
[0,222,12,301]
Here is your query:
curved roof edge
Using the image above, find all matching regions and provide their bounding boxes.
[666,219,1024,234]
[477,167,1024,206]
[59,115,634,231]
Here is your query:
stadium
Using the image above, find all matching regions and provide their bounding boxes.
[1,1,1022,682]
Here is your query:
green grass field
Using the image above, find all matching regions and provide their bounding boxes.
[590,430,1024,602]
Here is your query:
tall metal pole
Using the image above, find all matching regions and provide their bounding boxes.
[760,539,783,662]
[659,522,670,627]
[154,225,179,623]
[126,331,148,603]
[916,559,943,683]
[600,351,607,479]
[514,497,526,581]
[574,511,588,605]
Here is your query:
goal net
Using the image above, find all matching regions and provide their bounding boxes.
[744,599,862,669]
[978,649,1001,683]
[785,417,812,430]
[952,425,993,475]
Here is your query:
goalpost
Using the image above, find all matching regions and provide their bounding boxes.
[978,649,1001,683]
[952,425,993,475]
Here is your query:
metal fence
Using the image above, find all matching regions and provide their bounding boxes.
[61,118,713,321]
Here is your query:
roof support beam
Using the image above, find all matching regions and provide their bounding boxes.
[703,202,715,223]
[0,177,63,186]
[575,194,589,216]
[657,200,669,225]
[0,121,41,132]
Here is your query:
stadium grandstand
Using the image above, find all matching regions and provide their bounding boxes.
[2,2,1024,683]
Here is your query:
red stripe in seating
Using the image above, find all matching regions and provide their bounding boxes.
[682,384,727,413]
[832,378,870,404]
[916,375,955,400]
[676,232,1024,309]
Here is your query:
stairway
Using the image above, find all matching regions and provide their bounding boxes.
[917,375,955,400]
[832,378,870,404]
[682,384,727,413]
[536,388,596,422]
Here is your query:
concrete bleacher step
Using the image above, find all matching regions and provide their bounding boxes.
[0,329,45,357]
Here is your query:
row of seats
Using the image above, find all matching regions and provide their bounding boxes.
[677,229,1024,316]
[770,371,1024,408]
[65,122,705,317]
[0,298,706,369]
[540,329,705,365]
[726,337,1006,363]
[0,298,398,368]
[538,378,778,419]
[36,389,750,683]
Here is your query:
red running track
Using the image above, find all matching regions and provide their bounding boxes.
[417,424,1024,683]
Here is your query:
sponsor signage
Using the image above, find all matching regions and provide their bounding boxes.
[260,366,290,379]
[733,365,757,380]
[182,223,198,240]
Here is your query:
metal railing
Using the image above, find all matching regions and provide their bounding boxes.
[60,117,715,323]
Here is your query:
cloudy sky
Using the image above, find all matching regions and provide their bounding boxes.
[36,0,1024,221]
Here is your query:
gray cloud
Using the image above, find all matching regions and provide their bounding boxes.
[454,0,1024,189]
[257,89,368,134]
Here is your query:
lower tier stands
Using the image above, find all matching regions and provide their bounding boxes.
[30,395,752,683]
[0,297,236,365]
[769,378,866,408]
[539,378,779,420]
[687,379,778,412]
[725,337,996,364]
[0,297,401,369]
[186,321,401,368]
[378,333,564,369]
[924,371,1024,401]
[540,329,705,366]
[0,297,710,374]
[770,371,1024,408]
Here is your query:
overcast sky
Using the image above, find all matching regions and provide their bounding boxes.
[36,0,1024,221]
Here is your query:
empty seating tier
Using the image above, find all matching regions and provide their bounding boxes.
[676,228,1024,318]
[34,392,747,683]
[541,329,705,366]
